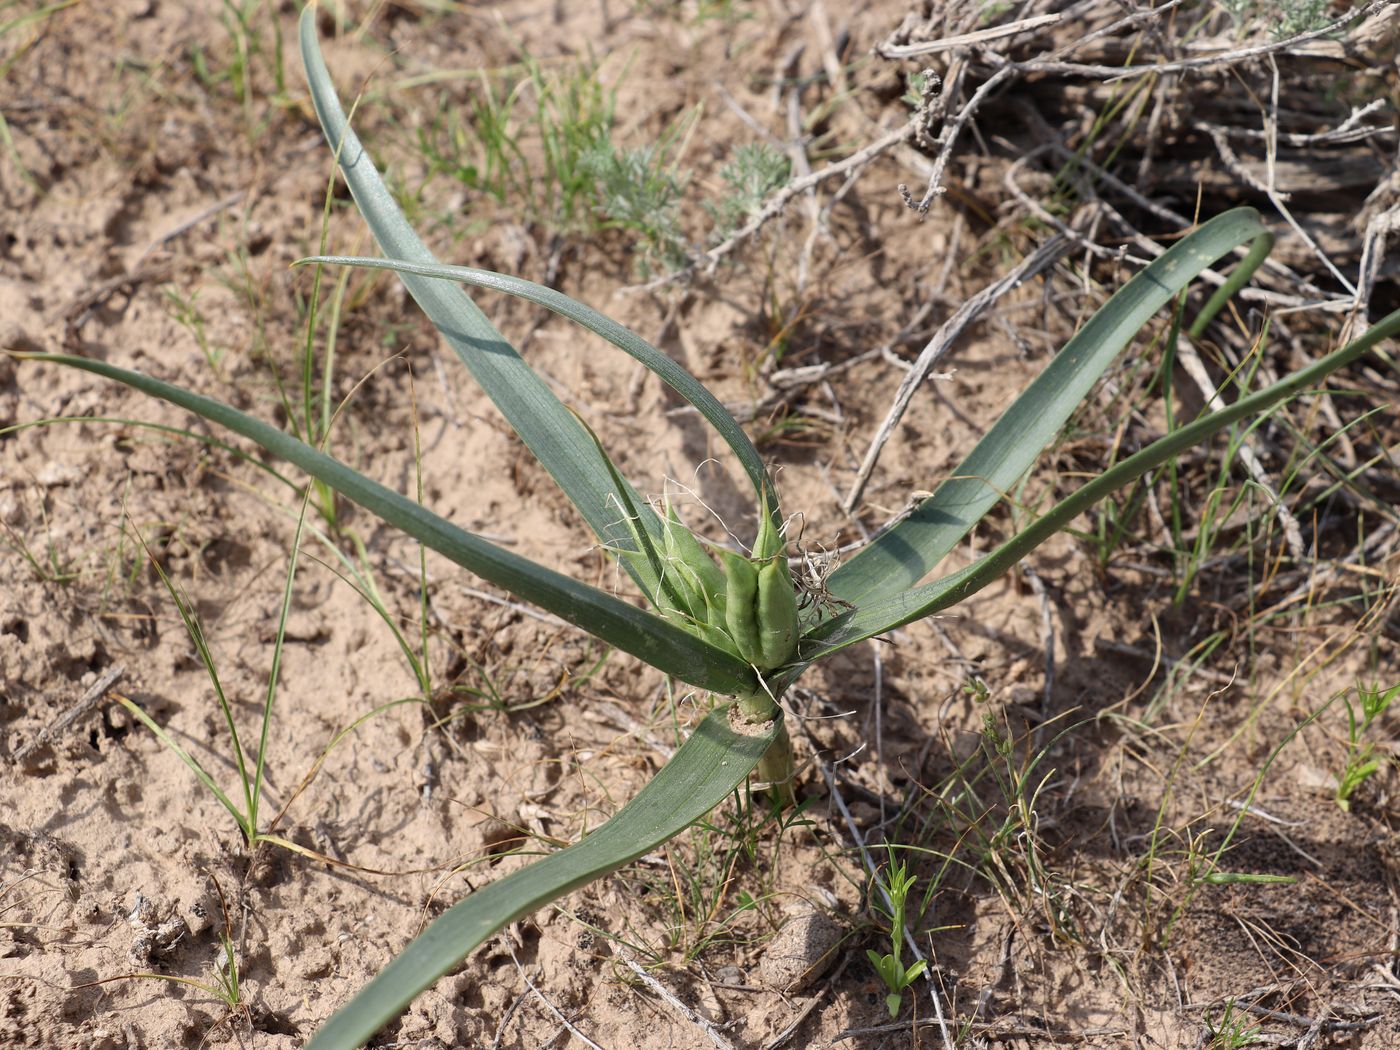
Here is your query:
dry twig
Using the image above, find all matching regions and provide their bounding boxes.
[621,957,737,1050]
[508,944,609,1050]
[1004,1,1389,82]
[12,666,126,764]
[843,235,1072,513]
[876,11,1063,59]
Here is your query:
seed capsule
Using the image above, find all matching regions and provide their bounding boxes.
[720,549,763,666]
[662,500,726,610]
[755,555,798,669]
[718,540,798,671]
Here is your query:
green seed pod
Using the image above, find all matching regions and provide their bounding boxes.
[621,543,743,661]
[618,547,698,621]
[754,555,799,669]
[719,549,763,666]
[749,493,798,669]
[664,566,707,623]
[751,496,784,563]
[662,501,726,609]
[719,549,798,671]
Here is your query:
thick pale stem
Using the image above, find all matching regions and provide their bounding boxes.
[736,689,780,722]
[755,722,796,808]
[736,688,795,807]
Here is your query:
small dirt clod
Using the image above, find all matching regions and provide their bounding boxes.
[758,907,844,994]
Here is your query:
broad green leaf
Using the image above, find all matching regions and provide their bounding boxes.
[827,209,1275,607]
[299,11,676,594]
[0,416,435,688]
[0,416,298,491]
[26,353,757,697]
[300,255,776,511]
[802,305,1400,660]
[305,706,781,1050]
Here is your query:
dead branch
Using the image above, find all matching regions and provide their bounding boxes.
[12,666,126,765]
[843,235,1073,514]
[1006,1,1392,82]
[876,12,1064,60]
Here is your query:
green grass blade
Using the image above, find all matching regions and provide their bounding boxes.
[113,696,249,840]
[0,417,425,676]
[575,410,695,615]
[249,485,314,834]
[138,534,255,823]
[0,416,300,490]
[298,12,670,585]
[300,255,776,508]
[804,306,1400,658]
[827,209,1274,607]
[24,353,756,697]
[304,706,781,1050]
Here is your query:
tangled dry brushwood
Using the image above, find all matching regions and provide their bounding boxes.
[655,3,1398,550]
[680,3,1399,1043]
[690,0,1399,585]
[858,0,1398,502]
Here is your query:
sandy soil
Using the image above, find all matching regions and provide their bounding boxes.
[3,2,1399,1049]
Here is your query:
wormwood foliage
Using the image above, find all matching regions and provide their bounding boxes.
[16,10,1400,1048]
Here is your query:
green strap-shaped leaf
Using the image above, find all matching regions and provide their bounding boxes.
[299,12,674,591]
[1,416,435,688]
[301,255,776,510]
[27,353,756,696]
[305,707,781,1050]
[802,305,1400,659]
[827,210,1274,607]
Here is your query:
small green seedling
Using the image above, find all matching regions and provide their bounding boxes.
[208,929,244,1019]
[1336,681,1400,811]
[111,521,305,852]
[416,45,615,236]
[109,500,433,863]
[866,846,927,1018]
[0,511,80,585]
[1207,999,1262,1049]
